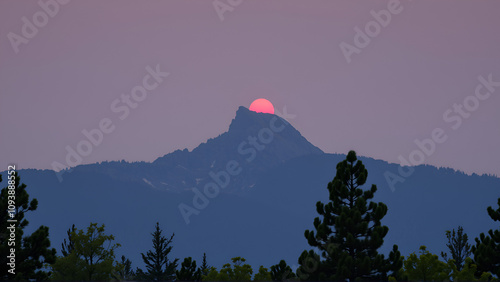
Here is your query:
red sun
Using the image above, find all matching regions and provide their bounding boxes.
[249,98,274,114]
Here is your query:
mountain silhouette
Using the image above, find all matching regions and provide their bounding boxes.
[2,107,499,272]
[150,106,323,193]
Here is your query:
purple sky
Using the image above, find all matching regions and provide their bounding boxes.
[1,0,499,176]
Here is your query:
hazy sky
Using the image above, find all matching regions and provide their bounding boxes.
[1,0,499,176]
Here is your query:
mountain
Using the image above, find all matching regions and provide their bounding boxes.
[1,107,499,273]
[151,106,323,193]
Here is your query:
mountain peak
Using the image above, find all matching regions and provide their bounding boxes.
[212,105,324,164]
[153,106,323,191]
[228,106,279,134]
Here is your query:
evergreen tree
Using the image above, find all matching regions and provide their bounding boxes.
[114,255,135,281]
[298,151,402,281]
[201,252,209,276]
[176,257,201,281]
[50,222,121,281]
[296,250,322,281]
[137,222,179,281]
[441,226,472,271]
[270,260,296,281]
[61,224,76,257]
[472,197,500,276]
[0,173,56,280]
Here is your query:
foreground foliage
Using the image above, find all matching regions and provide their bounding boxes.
[203,257,253,281]
[51,223,121,281]
[473,198,500,277]
[298,151,402,281]
[136,222,179,281]
[0,173,56,280]
[2,158,499,281]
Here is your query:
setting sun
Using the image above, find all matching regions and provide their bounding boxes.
[249,98,274,114]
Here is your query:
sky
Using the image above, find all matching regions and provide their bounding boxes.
[1,0,499,176]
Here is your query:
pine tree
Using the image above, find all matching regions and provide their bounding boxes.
[472,197,500,276]
[176,257,201,281]
[298,151,402,281]
[201,252,209,276]
[270,260,296,281]
[441,226,472,271]
[114,255,135,281]
[61,224,76,257]
[0,172,57,280]
[137,222,179,281]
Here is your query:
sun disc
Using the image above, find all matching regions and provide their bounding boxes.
[249,98,274,114]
